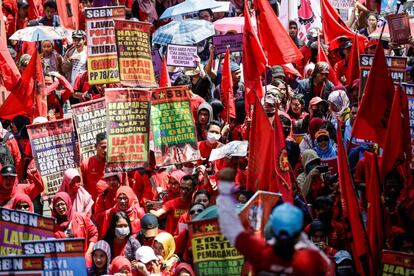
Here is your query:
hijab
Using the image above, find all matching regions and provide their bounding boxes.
[116,186,140,214]
[154,232,176,261]
[328,89,350,117]
[11,192,34,212]
[174,263,195,276]
[308,118,324,140]
[52,192,73,229]
[109,256,132,276]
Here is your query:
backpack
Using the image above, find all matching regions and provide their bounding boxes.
[0,133,14,166]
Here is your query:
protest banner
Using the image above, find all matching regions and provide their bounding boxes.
[152,48,163,80]
[72,98,107,161]
[209,141,248,162]
[151,86,200,166]
[85,6,125,85]
[189,218,244,276]
[22,238,87,275]
[381,250,414,275]
[0,255,44,275]
[387,13,411,45]
[329,0,354,8]
[115,20,156,87]
[106,88,151,172]
[381,0,399,14]
[401,82,414,169]
[166,44,197,68]
[27,118,79,196]
[359,54,407,94]
[0,207,54,256]
[322,156,339,175]
[212,33,243,55]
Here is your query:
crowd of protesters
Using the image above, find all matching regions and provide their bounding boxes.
[0,0,413,275]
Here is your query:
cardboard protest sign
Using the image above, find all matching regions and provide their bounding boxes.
[72,98,107,161]
[115,20,156,87]
[0,207,54,256]
[401,82,414,169]
[85,6,125,85]
[189,218,244,276]
[381,250,414,275]
[359,54,407,94]
[27,118,79,196]
[151,86,200,166]
[209,141,248,162]
[105,88,151,172]
[212,33,243,55]
[0,255,44,275]
[387,13,411,45]
[22,239,87,275]
[321,157,339,175]
[166,44,197,68]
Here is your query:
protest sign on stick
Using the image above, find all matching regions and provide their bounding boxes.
[72,98,107,161]
[105,88,151,172]
[166,45,197,68]
[151,86,201,166]
[27,118,79,196]
[0,207,54,256]
[212,33,243,55]
[85,6,125,85]
[0,255,44,275]
[115,20,156,87]
[387,13,411,45]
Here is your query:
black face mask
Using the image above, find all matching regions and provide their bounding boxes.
[273,238,297,260]
[318,211,333,227]
[336,266,354,276]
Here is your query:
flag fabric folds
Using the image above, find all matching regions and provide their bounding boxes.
[159,56,171,88]
[220,48,236,122]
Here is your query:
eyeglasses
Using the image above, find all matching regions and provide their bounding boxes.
[190,209,204,215]
[317,137,329,143]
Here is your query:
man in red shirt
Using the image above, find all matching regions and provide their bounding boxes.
[81,132,107,202]
[150,175,195,234]
[198,120,223,160]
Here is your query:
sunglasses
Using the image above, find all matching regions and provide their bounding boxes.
[190,209,204,215]
[317,136,329,143]
[16,203,30,210]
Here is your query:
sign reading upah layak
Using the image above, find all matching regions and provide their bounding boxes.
[27,118,79,196]
[22,239,87,276]
[115,19,156,87]
[85,6,125,85]
[189,218,244,276]
[0,255,44,275]
[106,88,151,172]
[0,207,54,256]
[151,86,200,166]
[72,98,107,161]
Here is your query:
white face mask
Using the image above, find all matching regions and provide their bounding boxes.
[182,166,194,175]
[207,132,221,142]
[115,227,130,239]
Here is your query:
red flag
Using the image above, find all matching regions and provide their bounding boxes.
[243,0,267,111]
[56,0,80,29]
[159,56,171,88]
[0,49,47,120]
[273,114,293,202]
[380,86,412,180]
[247,97,275,191]
[351,43,395,146]
[364,151,383,274]
[321,0,355,43]
[253,0,303,65]
[345,33,361,86]
[317,38,340,86]
[337,120,370,276]
[27,0,44,20]
[221,48,236,122]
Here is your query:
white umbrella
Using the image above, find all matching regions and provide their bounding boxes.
[160,0,223,20]
[9,26,70,42]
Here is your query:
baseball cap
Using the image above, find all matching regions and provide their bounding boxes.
[309,96,325,107]
[230,62,240,73]
[315,129,330,139]
[270,65,285,78]
[135,246,158,264]
[270,203,304,239]
[184,68,201,76]
[335,250,353,264]
[1,165,17,177]
[17,0,29,8]
[140,214,159,238]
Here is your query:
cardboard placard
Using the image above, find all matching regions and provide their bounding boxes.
[166,44,197,68]
[387,13,411,45]
[381,250,414,275]
[212,33,243,55]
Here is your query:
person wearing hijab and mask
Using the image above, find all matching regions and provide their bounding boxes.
[153,232,180,275]
[299,117,325,153]
[103,211,141,261]
[326,89,350,127]
[11,192,34,212]
[88,240,111,276]
[52,192,98,265]
[109,256,133,276]
[58,168,93,218]
[313,130,337,159]
[162,170,186,203]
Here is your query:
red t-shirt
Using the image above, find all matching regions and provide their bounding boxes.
[198,141,222,160]
[80,155,106,201]
[162,197,191,234]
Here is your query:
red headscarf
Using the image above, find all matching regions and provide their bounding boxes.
[116,186,140,213]
[308,117,324,140]
[174,262,195,276]
[109,256,132,276]
[52,192,73,229]
[11,192,34,212]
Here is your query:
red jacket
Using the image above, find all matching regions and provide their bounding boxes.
[80,155,106,202]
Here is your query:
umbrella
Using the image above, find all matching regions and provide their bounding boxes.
[213,16,257,34]
[9,26,70,42]
[160,0,222,20]
[152,19,215,46]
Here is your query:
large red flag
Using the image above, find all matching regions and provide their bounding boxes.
[273,114,293,202]
[27,0,44,20]
[221,48,236,122]
[247,96,275,191]
[337,120,370,276]
[0,49,47,120]
[364,151,383,274]
[317,38,340,86]
[321,0,355,43]
[380,86,412,181]
[253,0,303,66]
[351,43,395,146]
[56,0,80,29]
[243,0,267,111]
[345,33,361,86]
[159,56,171,88]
